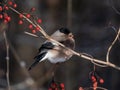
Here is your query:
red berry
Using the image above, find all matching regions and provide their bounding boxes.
[91,76,96,82]
[0,14,3,19]
[4,13,8,18]
[60,83,64,88]
[79,87,84,90]
[99,78,104,84]
[91,76,95,80]
[18,20,23,24]
[29,24,33,29]
[0,6,3,11]
[6,16,11,22]
[4,6,9,10]
[37,19,42,23]
[26,14,31,18]
[31,7,36,11]
[8,1,13,5]
[93,82,98,88]
[48,88,52,90]
[55,88,58,90]
[13,4,17,8]
[51,83,57,88]
[36,26,40,31]
[19,14,23,18]
[32,30,36,33]
[4,19,8,23]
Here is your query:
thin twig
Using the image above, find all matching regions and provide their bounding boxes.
[8,42,37,89]
[24,31,45,39]
[110,0,120,15]
[24,31,39,38]
[9,7,120,70]
[106,29,120,62]
[84,86,108,90]
[81,53,107,67]
[3,31,11,90]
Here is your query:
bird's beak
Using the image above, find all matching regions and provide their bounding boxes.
[68,33,74,38]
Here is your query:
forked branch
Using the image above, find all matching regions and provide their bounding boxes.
[9,7,120,70]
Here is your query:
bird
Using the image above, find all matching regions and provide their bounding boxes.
[28,28,75,71]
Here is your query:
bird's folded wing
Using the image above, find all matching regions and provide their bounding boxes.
[28,52,47,71]
[39,42,55,52]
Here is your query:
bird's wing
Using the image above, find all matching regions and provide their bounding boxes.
[28,42,55,71]
[28,52,47,71]
[39,42,55,52]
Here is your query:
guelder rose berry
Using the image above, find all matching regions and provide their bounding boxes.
[13,4,17,8]
[29,24,33,29]
[26,14,31,18]
[19,20,23,24]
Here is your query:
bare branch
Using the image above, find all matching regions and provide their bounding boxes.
[84,87,108,90]
[24,31,39,38]
[110,0,120,15]
[3,31,11,90]
[106,29,120,63]
[8,42,37,89]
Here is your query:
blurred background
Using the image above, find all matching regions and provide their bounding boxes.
[0,0,120,90]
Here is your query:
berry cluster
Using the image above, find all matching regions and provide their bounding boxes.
[0,1,17,23]
[18,12,42,33]
[79,71,104,90]
[0,0,42,34]
[48,79,65,90]
[89,71,104,90]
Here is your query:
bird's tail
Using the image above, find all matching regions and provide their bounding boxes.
[28,60,39,71]
[28,52,47,71]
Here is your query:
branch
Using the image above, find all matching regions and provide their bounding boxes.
[106,28,120,62]
[3,31,11,90]
[9,7,120,70]
[24,31,39,38]
[8,42,37,89]
[110,0,120,15]
[83,87,108,90]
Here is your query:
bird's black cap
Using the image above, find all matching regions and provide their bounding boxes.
[59,28,71,35]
